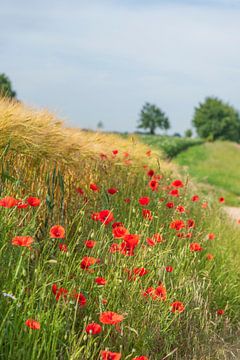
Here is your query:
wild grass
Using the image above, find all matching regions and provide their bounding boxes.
[0,100,239,359]
[174,141,240,206]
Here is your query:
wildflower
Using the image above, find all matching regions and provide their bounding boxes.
[112,222,124,228]
[124,198,131,203]
[112,149,118,155]
[0,196,18,208]
[171,301,185,313]
[149,179,159,191]
[219,197,225,203]
[90,183,100,192]
[132,357,149,360]
[86,323,102,335]
[52,284,68,302]
[202,202,208,208]
[12,236,33,248]
[176,205,185,213]
[108,188,118,195]
[165,266,173,272]
[80,256,99,270]
[187,219,195,228]
[17,201,28,209]
[155,284,167,301]
[73,292,87,307]
[171,179,184,187]
[142,209,153,220]
[217,309,224,315]
[139,197,150,206]
[25,319,40,330]
[170,219,185,231]
[169,189,179,197]
[109,243,120,253]
[59,243,68,252]
[133,267,148,277]
[85,240,97,248]
[99,311,124,325]
[76,187,84,195]
[112,226,129,239]
[166,202,174,208]
[146,150,151,157]
[147,169,154,177]
[122,234,139,255]
[191,195,199,202]
[95,277,107,286]
[27,197,41,207]
[101,350,122,360]
[208,233,215,240]
[206,253,214,260]
[189,242,203,252]
[2,292,16,300]
[50,225,65,239]
[91,212,100,221]
[99,210,114,225]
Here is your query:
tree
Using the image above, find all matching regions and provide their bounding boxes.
[192,97,240,142]
[97,121,104,130]
[184,129,193,138]
[138,102,170,135]
[0,73,17,99]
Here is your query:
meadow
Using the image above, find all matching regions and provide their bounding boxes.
[0,99,240,360]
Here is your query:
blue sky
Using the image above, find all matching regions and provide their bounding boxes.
[1,0,240,134]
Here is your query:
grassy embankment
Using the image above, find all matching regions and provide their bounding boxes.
[0,100,239,360]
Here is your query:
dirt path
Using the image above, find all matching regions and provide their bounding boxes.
[224,206,240,222]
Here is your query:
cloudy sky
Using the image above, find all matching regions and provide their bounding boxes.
[1,0,240,134]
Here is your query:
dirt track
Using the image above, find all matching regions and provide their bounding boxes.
[224,206,240,222]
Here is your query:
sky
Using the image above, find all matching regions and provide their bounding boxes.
[1,0,240,134]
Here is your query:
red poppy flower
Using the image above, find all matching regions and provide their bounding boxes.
[149,179,159,191]
[143,287,155,298]
[169,189,179,197]
[219,197,225,203]
[99,311,124,325]
[124,198,131,203]
[189,242,203,252]
[100,153,108,160]
[95,277,107,285]
[16,201,28,209]
[112,222,124,228]
[206,253,214,260]
[171,301,185,313]
[109,243,121,253]
[176,205,185,213]
[147,169,154,177]
[202,202,208,208]
[12,236,34,248]
[170,219,185,231]
[76,187,84,195]
[108,188,118,195]
[99,210,114,225]
[112,226,129,239]
[59,243,68,252]
[165,266,173,272]
[191,195,199,202]
[27,197,41,207]
[25,319,40,330]
[217,309,224,315]
[171,179,184,187]
[0,196,18,208]
[86,323,102,335]
[139,197,150,206]
[122,234,139,255]
[132,356,149,360]
[85,240,97,248]
[50,225,65,239]
[73,292,87,306]
[80,256,99,270]
[90,183,100,192]
[208,233,215,240]
[142,209,153,220]
[187,219,195,228]
[112,149,118,155]
[146,150,151,157]
[101,350,122,360]
[91,212,100,221]
[52,285,68,302]
[155,284,167,301]
[166,202,174,208]
[133,267,148,277]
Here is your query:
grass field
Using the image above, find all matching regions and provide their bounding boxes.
[0,100,240,359]
[174,141,240,206]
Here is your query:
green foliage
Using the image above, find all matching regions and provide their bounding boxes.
[0,73,16,99]
[184,129,192,138]
[192,97,240,142]
[138,102,170,135]
[140,135,203,158]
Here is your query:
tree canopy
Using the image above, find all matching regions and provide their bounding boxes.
[137,102,170,135]
[192,97,240,142]
[0,73,17,99]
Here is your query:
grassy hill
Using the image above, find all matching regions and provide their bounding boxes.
[174,141,240,206]
[0,100,239,359]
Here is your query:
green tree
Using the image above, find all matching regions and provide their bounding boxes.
[0,73,17,99]
[138,102,170,135]
[184,129,193,138]
[192,97,240,142]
